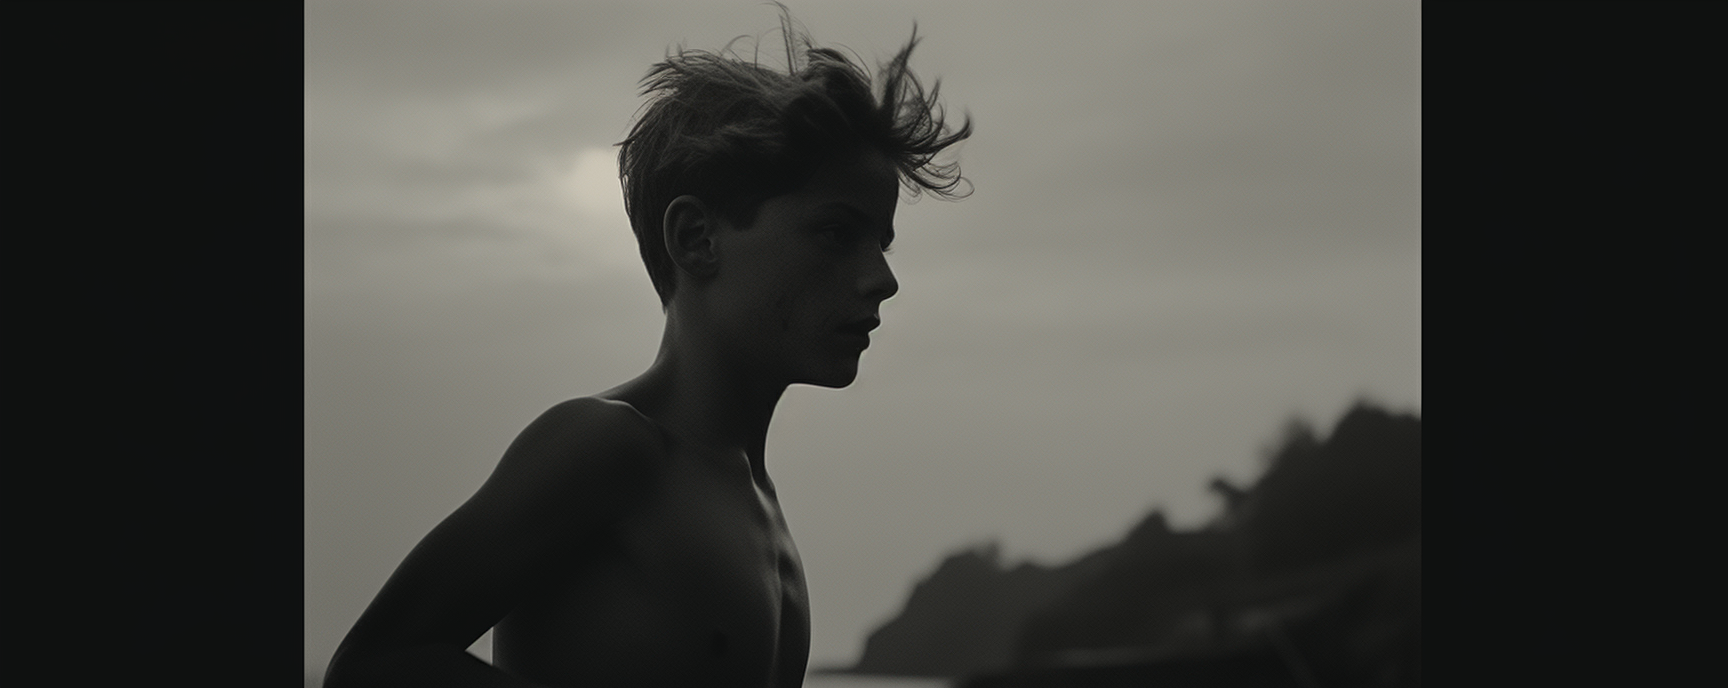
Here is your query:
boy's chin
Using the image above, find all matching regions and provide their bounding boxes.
[798,376,858,390]
[794,364,861,389]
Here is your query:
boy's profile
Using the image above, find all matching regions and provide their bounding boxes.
[325,10,969,688]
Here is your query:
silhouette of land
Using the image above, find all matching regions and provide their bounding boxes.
[830,401,1421,687]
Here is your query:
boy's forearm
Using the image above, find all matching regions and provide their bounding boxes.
[325,644,550,688]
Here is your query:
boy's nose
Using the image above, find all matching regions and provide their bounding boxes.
[860,253,899,302]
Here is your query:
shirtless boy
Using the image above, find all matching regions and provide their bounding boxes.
[324,12,970,688]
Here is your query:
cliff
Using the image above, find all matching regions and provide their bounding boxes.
[846,401,1422,686]
[848,542,1112,676]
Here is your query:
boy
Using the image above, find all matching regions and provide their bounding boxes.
[324,11,970,688]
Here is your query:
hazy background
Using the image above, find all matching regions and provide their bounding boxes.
[304,0,1420,679]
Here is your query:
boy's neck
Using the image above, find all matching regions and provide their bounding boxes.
[607,314,785,475]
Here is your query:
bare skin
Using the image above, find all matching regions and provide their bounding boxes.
[326,148,900,688]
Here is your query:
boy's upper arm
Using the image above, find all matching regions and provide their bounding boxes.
[336,398,663,656]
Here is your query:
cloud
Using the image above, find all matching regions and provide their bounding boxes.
[306,84,643,295]
[557,146,630,224]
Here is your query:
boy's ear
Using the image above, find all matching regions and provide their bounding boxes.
[662,195,719,278]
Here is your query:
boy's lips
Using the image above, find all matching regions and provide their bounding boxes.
[834,316,879,349]
[835,315,880,335]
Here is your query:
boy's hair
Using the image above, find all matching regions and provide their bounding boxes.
[618,10,972,305]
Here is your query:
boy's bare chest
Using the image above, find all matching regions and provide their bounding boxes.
[623,455,809,629]
[495,452,809,686]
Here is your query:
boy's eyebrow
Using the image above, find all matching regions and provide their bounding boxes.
[814,201,874,222]
[813,201,895,246]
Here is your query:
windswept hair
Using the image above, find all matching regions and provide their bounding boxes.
[618,8,973,304]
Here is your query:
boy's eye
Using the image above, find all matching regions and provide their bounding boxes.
[817,224,892,254]
[817,224,854,245]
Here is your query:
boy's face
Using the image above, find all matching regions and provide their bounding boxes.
[706,147,901,388]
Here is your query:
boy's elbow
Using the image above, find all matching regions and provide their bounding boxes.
[322,648,363,688]
[324,650,398,688]
[321,661,351,688]
[324,644,499,688]
[324,640,389,688]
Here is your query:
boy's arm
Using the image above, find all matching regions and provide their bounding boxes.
[324,398,660,688]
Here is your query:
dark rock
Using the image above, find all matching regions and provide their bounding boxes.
[848,401,1422,686]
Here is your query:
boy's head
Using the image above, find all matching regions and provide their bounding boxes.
[618,11,972,305]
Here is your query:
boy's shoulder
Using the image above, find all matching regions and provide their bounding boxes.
[530,396,665,449]
[488,396,670,502]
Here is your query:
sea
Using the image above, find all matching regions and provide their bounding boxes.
[303,671,950,688]
[804,675,951,688]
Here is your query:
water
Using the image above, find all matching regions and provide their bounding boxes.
[309,647,949,688]
[804,675,952,688]
[305,672,949,688]
[306,672,948,688]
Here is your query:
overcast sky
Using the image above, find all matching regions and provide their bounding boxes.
[304,0,1420,676]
